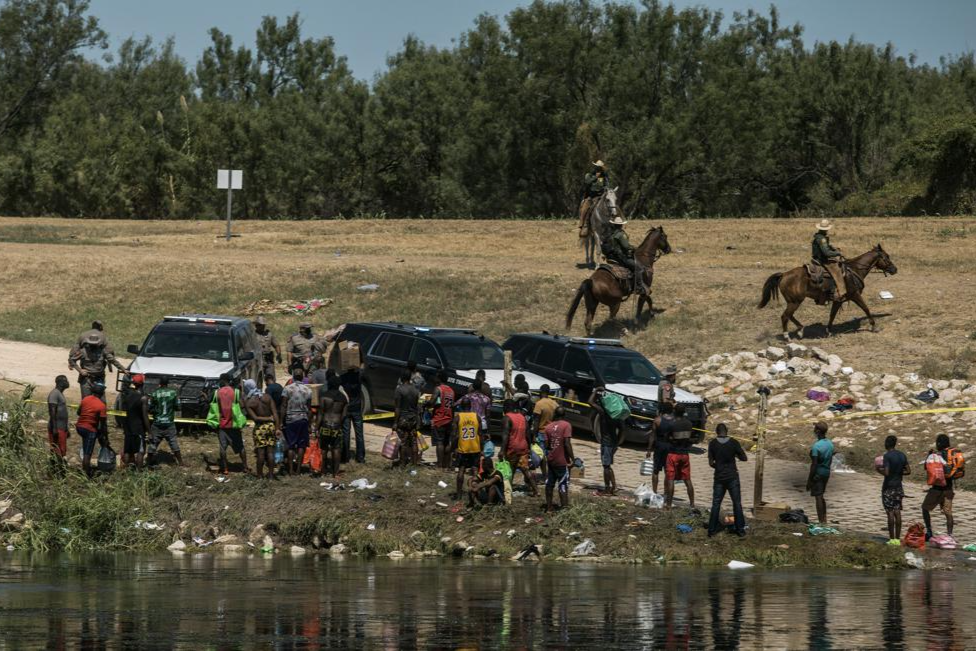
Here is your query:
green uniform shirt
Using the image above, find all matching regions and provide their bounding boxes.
[583,171,609,198]
[812,232,841,265]
[606,228,635,261]
[257,331,278,361]
[150,387,180,427]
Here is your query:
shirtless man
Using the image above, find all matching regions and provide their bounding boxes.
[317,375,348,478]
[243,379,280,480]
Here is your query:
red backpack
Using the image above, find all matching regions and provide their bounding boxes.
[946,448,966,480]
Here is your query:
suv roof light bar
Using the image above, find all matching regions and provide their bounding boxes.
[568,337,624,347]
[163,315,234,325]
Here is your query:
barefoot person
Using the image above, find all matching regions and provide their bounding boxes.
[922,434,961,541]
[499,399,538,497]
[317,375,347,478]
[664,404,696,510]
[451,397,483,500]
[394,371,421,465]
[120,374,150,470]
[543,407,575,512]
[215,374,249,475]
[589,386,626,496]
[646,402,674,495]
[46,375,70,467]
[807,421,834,525]
[280,368,312,476]
[876,435,909,544]
[243,379,280,480]
[75,382,108,478]
[428,370,455,470]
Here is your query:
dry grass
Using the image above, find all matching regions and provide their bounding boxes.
[2,215,975,378]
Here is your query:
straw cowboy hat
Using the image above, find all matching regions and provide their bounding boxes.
[815,219,833,231]
[609,215,627,226]
[592,160,606,169]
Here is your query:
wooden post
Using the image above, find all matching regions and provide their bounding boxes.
[503,351,513,399]
[753,386,770,510]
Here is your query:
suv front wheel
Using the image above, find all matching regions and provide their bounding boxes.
[361,385,373,415]
[590,413,603,443]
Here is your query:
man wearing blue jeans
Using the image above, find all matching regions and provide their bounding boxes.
[340,367,365,463]
[707,423,748,537]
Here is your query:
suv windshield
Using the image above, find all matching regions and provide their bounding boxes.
[141,330,233,362]
[439,339,505,370]
[591,351,661,385]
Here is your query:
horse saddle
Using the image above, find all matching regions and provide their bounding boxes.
[599,263,650,296]
[805,261,864,304]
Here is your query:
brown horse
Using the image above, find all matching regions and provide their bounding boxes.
[758,244,897,339]
[566,226,672,334]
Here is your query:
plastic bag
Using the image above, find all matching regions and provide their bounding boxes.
[97,445,117,473]
[416,432,430,452]
[925,453,947,487]
[634,482,664,509]
[601,392,631,420]
[902,522,926,549]
[929,534,957,550]
[274,438,286,465]
[382,431,400,460]
[304,439,323,473]
[571,539,596,557]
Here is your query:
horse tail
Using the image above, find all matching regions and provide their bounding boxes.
[758,273,783,308]
[566,279,591,328]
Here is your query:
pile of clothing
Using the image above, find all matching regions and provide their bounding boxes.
[828,397,855,413]
[241,298,333,316]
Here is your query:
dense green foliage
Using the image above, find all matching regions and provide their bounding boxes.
[0,0,975,218]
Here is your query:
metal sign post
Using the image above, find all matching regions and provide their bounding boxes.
[217,169,243,241]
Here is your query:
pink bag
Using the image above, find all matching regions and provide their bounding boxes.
[382,431,400,460]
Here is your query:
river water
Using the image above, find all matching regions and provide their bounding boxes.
[0,553,970,649]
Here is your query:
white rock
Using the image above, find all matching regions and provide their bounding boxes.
[214,534,240,545]
[167,540,186,552]
[387,551,405,559]
[221,544,245,554]
[765,346,786,361]
[933,380,950,391]
[826,354,843,367]
[938,389,961,404]
[811,347,829,362]
[290,546,307,555]
[329,544,348,556]
[786,343,808,357]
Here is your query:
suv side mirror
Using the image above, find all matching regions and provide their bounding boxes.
[238,351,255,362]
[127,344,139,355]
[425,357,441,368]
[574,370,595,382]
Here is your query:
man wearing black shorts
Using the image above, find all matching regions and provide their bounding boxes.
[428,370,455,470]
[647,402,674,494]
[877,435,909,544]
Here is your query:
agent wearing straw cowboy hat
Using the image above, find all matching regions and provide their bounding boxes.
[577,160,611,234]
[812,219,847,302]
[604,214,647,295]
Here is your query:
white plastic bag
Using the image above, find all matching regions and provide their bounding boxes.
[349,478,376,490]
[634,483,664,509]
[727,560,754,570]
[571,539,596,557]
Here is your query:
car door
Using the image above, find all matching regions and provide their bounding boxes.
[367,332,414,408]
[559,347,597,431]
[523,341,565,384]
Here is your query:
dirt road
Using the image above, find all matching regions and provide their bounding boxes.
[6,337,971,542]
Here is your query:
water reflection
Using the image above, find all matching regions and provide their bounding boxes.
[0,553,972,649]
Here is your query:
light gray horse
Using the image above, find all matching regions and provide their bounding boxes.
[579,187,619,268]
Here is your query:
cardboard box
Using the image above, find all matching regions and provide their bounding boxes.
[753,501,791,522]
[308,384,323,407]
[339,341,361,371]
[569,466,585,479]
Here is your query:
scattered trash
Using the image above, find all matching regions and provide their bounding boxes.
[770,360,789,374]
[904,551,925,569]
[241,298,333,316]
[571,539,596,557]
[5,545,13,551]
[349,478,377,490]
[223,505,229,510]
[676,524,693,534]
[778,509,809,524]
[806,389,830,402]
[435,502,449,508]
[830,454,856,474]
[929,534,957,550]
[437,480,448,488]
[907,373,919,383]
[404,481,411,487]
[246,541,255,548]
[916,385,939,403]
[320,482,333,488]
[366,524,376,531]
[59,527,71,534]
[828,398,855,413]
[634,483,664,509]
[807,524,841,536]
[357,284,380,292]
[727,560,754,570]
[492,530,502,536]
[134,520,163,531]
[841,367,854,375]
[506,529,517,538]
[216,476,229,483]
[962,543,976,553]
[791,532,804,537]
[879,290,894,300]
[455,516,464,523]
[192,536,214,548]
[409,470,418,476]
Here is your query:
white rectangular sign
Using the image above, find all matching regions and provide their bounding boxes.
[217,169,243,190]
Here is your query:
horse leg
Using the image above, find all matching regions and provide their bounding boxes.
[583,289,598,336]
[826,302,842,336]
[608,301,621,322]
[789,313,804,338]
[635,294,645,328]
[850,293,877,332]
[781,302,801,340]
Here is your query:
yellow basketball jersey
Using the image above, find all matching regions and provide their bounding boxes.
[457,412,481,454]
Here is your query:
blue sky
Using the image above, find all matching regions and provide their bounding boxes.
[89,0,975,79]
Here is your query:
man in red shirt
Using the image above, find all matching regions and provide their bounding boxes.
[500,399,538,497]
[427,370,455,469]
[543,406,576,512]
[216,374,249,475]
[75,381,108,478]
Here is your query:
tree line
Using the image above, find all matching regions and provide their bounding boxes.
[1,0,974,219]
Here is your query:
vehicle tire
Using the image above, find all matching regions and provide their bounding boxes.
[361,385,373,415]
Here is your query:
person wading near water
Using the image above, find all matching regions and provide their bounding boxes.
[707,423,747,537]
[876,435,909,544]
[243,378,280,480]
[317,375,347,478]
[589,386,627,496]
[68,330,125,398]
[147,377,184,467]
[394,371,421,466]
[577,160,610,241]
[807,421,834,524]
[281,368,312,475]
[500,399,538,497]
[451,397,483,500]
[253,317,282,384]
[543,406,575,512]
[812,219,847,302]
[120,374,150,470]
[603,216,647,294]
[429,370,455,470]
[75,381,108,478]
[646,402,674,495]
[664,404,696,510]
[922,433,962,541]
[47,375,70,467]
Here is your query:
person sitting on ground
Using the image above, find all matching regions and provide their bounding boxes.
[589,385,626,496]
[806,421,834,525]
[394,370,421,466]
[280,367,312,476]
[75,381,108,478]
[543,406,575,512]
[499,399,538,497]
[47,375,70,467]
[922,433,959,541]
[706,423,747,537]
[468,457,504,507]
[317,375,347,478]
[664,403,696,510]
[646,401,674,495]
[147,376,184,467]
[876,435,909,544]
[451,397,483,500]
[244,378,280,481]
[428,370,455,470]
[216,374,249,475]
[120,374,150,470]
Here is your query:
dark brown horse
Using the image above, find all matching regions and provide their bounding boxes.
[758,244,897,339]
[566,226,672,334]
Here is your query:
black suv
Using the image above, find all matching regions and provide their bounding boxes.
[328,323,556,416]
[502,333,707,444]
